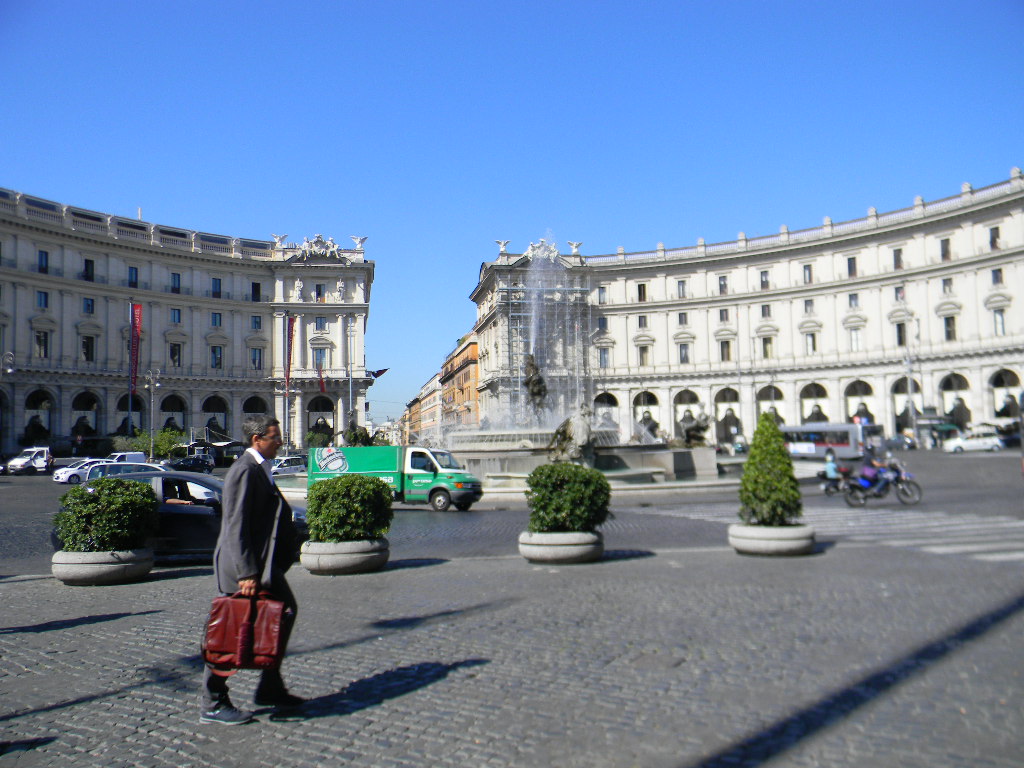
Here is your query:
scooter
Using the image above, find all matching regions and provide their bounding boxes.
[818,465,853,496]
[845,458,922,507]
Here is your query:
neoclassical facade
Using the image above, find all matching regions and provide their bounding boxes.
[472,170,1024,444]
[0,189,375,454]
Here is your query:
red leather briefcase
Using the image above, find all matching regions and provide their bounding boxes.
[201,591,290,670]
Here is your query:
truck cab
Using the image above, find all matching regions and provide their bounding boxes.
[3,446,53,474]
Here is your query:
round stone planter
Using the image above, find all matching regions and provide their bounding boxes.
[51,549,154,586]
[518,531,604,564]
[727,524,816,556]
[300,538,389,575]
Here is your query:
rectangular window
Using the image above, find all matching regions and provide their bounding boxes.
[169,343,182,367]
[35,331,49,358]
[37,290,48,309]
[171,272,181,294]
[211,277,222,299]
[598,286,607,305]
[719,308,729,322]
[637,284,647,303]
[638,345,650,366]
[761,304,771,319]
[251,281,261,301]
[990,227,1000,250]
[82,297,94,314]
[761,337,773,359]
[210,345,223,369]
[760,270,770,290]
[211,312,222,327]
[676,279,687,298]
[895,285,906,302]
[992,268,1003,285]
[128,266,139,288]
[720,340,731,362]
[638,315,648,329]
[678,343,690,364]
[312,348,327,370]
[81,335,95,362]
[677,312,688,325]
[847,257,857,278]
[944,316,957,341]
[315,284,327,303]
[83,258,95,281]
[315,316,327,331]
[598,347,610,368]
[849,327,862,351]
[804,299,814,314]
[803,264,813,284]
[896,322,907,347]
[994,308,1006,336]
[597,316,608,331]
[249,348,263,370]
[718,275,728,295]
[804,333,817,354]
[170,308,181,324]
[38,250,49,274]
[893,248,904,270]
[940,238,951,261]
[942,278,953,295]
[848,293,859,308]
[251,315,262,331]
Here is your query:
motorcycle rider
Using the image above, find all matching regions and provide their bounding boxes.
[860,446,890,496]
[823,450,842,493]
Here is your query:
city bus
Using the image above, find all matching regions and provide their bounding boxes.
[779,422,884,460]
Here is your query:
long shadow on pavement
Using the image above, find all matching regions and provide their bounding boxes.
[0,610,161,634]
[680,588,1024,768]
[268,659,489,721]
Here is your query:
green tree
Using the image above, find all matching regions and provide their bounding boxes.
[306,431,332,448]
[738,412,803,526]
[152,429,186,458]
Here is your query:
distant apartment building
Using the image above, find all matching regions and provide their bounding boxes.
[440,334,479,432]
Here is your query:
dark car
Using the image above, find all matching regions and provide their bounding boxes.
[51,470,306,564]
[164,455,215,474]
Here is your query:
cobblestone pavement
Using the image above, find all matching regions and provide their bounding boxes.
[2,504,1023,767]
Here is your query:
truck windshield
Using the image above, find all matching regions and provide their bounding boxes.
[431,451,462,470]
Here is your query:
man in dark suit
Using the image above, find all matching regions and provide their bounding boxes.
[200,415,302,725]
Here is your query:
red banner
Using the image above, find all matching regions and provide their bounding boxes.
[317,367,326,394]
[284,315,295,391]
[129,303,142,395]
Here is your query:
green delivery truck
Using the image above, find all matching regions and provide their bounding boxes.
[308,446,484,511]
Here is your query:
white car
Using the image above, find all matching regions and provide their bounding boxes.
[86,462,168,480]
[52,458,112,484]
[272,455,307,476]
[942,430,1004,453]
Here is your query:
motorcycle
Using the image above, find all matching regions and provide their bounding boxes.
[844,457,922,507]
[818,465,853,496]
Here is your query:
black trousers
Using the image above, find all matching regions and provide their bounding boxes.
[201,568,297,708]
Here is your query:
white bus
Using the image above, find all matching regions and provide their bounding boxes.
[779,422,885,460]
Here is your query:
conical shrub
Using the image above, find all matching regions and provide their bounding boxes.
[738,412,803,526]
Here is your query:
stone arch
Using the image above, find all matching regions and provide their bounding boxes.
[713,388,741,443]
[939,374,971,430]
[307,395,336,436]
[160,394,188,432]
[203,395,230,441]
[990,369,1021,418]
[70,391,101,438]
[756,386,785,424]
[799,383,828,423]
[844,380,876,425]
[23,389,54,444]
[592,393,619,430]
[632,391,660,441]
[243,396,269,414]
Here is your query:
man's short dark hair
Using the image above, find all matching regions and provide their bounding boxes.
[242,414,280,444]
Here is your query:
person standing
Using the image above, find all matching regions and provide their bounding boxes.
[200,415,303,725]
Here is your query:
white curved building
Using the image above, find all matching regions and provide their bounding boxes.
[0,190,375,455]
[472,170,1024,445]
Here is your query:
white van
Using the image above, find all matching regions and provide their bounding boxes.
[106,451,147,463]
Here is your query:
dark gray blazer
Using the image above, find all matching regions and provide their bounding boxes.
[213,450,298,596]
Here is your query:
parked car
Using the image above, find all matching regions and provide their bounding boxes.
[942,429,1004,453]
[51,470,306,563]
[162,455,215,474]
[2,446,55,475]
[52,458,112,484]
[86,462,168,480]
[104,451,148,463]
[272,455,307,476]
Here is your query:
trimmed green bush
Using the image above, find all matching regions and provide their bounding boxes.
[526,463,612,533]
[54,477,159,552]
[738,412,803,526]
[306,474,394,542]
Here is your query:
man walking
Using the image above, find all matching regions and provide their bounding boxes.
[200,415,303,725]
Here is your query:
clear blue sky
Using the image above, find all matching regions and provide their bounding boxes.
[2,0,1021,423]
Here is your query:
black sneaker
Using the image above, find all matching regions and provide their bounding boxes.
[253,689,305,708]
[200,696,254,726]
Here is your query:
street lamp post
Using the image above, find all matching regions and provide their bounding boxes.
[1,352,14,453]
[144,369,161,459]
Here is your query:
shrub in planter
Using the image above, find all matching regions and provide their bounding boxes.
[525,463,612,532]
[54,477,159,551]
[738,412,803,526]
[52,477,159,584]
[306,474,394,542]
